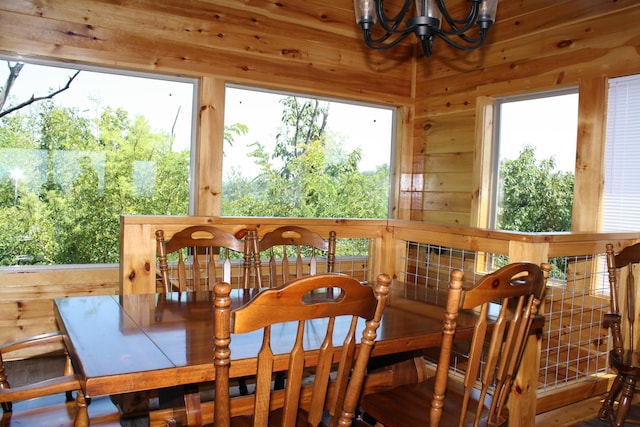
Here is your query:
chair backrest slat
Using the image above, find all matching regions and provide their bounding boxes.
[254,226,337,288]
[156,225,251,293]
[597,242,640,425]
[430,262,549,427]
[606,242,640,353]
[213,272,391,426]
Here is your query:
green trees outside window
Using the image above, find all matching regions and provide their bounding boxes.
[496,145,574,233]
[1,63,392,266]
[0,101,189,265]
[222,96,390,220]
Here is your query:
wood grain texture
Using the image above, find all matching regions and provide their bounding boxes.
[0,0,638,226]
[0,1,639,416]
[410,2,640,225]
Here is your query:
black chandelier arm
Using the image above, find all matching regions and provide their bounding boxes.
[454,30,485,44]
[435,25,485,45]
[418,36,435,57]
[378,0,412,23]
[437,2,480,36]
[435,29,488,51]
[376,0,413,35]
[440,16,478,37]
[436,0,481,26]
[364,29,416,50]
[354,0,495,56]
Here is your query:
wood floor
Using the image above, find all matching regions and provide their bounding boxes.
[535,393,640,426]
[4,356,633,426]
[535,394,607,426]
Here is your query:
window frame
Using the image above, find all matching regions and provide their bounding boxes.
[220,83,397,220]
[487,87,579,230]
[0,54,199,266]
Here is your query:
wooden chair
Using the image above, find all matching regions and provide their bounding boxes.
[155,225,257,401]
[251,226,337,391]
[598,242,640,427]
[201,272,391,427]
[156,225,255,293]
[360,262,550,427]
[253,226,337,288]
[0,331,120,426]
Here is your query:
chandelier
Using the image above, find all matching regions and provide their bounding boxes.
[353,0,498,57]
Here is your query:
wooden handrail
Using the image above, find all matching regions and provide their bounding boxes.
[120,215,640,295]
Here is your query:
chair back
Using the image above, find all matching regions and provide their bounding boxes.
[155,225,253,292]
[431,262,550,427]
[212,272,391,427]
[253,226,337,287]
[605,242,640,354]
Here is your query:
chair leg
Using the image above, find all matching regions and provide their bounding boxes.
[614,375,636,427]
[0,359,12,413]
[238,377,249,395]
[599,373,624,421]
[74,390,90,427]
[274,371,286,390]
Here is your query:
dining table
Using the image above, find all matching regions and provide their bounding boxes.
[53,281,542,426]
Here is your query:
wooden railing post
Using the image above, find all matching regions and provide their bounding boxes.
[120,218,156,294]
[507,240,549,427]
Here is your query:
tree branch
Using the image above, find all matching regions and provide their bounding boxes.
[0,70,81,119]
[0,62,24,111]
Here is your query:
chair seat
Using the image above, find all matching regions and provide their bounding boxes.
[610,349,640,376]
[361,375,507,427]
[0,394,121,427]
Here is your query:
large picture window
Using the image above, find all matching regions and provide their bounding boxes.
[221,86,394,219]
[491,90,578,232]
[0,57,196,265]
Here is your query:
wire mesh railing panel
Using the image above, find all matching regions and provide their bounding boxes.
[402,242,483,292]
[401,241,612,393]
[539,253,610,391]
[401,242,502,377]
[333,238,369,282]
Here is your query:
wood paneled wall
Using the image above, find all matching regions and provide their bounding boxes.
[0,0,417,216]
[1,0,638,222]
[410,0,640,226]
[0,1,414,103]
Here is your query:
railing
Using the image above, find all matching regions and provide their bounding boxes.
[2,215,638,411]
[119,216,640,414]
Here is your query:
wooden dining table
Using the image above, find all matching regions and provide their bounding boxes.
[53,281,541,426]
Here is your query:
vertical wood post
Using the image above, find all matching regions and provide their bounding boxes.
[507,240,549,426]
[120,218,156,294]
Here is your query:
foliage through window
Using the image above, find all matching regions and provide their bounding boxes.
[492,90,578,233]
[221,86,393,220]
[0,58,195,266]
[489,90,578,277]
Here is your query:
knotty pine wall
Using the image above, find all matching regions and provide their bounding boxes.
[1,0,638,227]
[0,0,415,346]
[409,0,640,227]
[0,0,415,218]
[0,0,639,351]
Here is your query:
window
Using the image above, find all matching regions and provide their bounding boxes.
[0,57,196,265]
[491,90,578,232]
[221,86,393,219]
[602,74,640,231]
